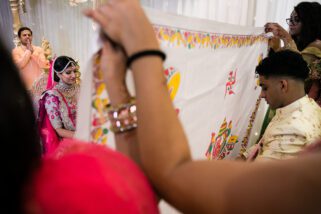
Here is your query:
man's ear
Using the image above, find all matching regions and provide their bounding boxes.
[280,79,289,92]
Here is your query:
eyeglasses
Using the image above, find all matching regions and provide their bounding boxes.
[286,17,300,25]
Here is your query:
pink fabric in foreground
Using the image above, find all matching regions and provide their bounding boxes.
[33,139,159,214]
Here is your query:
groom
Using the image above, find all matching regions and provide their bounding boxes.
[243,50,321,161]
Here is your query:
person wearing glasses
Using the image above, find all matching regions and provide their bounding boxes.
[265,2,321,105]
[38,56,80,154]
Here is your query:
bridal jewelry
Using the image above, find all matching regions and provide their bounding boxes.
[55,81,79,103]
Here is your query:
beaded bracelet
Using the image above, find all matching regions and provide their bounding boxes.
[126,50,166,68]
[107,99,137,133]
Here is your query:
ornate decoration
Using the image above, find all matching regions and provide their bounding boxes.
[41,38,53,61]
[68,0,109,8]
[239,97,261,155]
[205,118,239,160]
[55,81,80,105]
[9,0,22,46]
[19,0,26,13]
[69,0,89,6]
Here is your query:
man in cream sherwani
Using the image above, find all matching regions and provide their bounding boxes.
[244,50,321,161]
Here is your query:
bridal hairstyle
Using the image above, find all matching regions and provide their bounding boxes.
[52,55,77,82]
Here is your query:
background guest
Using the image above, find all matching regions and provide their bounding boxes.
[12,27,49,91]
[265,2,321,105]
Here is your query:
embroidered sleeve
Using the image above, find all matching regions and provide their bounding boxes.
[264,133,307,158]
[44,94,63,129]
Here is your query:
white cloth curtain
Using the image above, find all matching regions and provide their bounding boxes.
[0,0,14,50]
[254,0,321,27]
[19,0,98,72]
[141,0,256,25]
[177,0,256,26]
[142,0,321,27]
[14,0,321,74]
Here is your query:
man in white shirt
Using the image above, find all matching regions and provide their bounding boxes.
[244,50,321,161]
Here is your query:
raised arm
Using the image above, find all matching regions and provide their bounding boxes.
[86,0,191,179]
[264,23,298,52]
[99,41,141,165]
[12,48,32,69]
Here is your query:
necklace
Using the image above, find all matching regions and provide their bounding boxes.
[55,81,79,102]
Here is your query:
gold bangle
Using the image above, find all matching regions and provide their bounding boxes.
[107,98,137,133]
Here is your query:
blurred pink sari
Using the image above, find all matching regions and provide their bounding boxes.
[32,139,159,214]
[38,60,59,154]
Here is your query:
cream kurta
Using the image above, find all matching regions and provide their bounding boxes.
[246,96,321,160]
[12,45,49,90]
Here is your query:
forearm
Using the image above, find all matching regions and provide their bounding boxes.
[104,74,142,165]
[131,56,192,181]
[56,128,74,139]
[13,50,32,69]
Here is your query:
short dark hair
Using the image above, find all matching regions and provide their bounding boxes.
[0,37,41,213]
[18,27,33,37]
[293,2,321,51]
[53,56,76,82]
[256,50,309,80]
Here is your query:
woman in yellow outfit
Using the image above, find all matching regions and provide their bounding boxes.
[265,2,321,105]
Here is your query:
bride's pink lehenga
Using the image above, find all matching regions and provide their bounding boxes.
[38,60,60,154]
[38,60,78,155]
[38,99,60,154]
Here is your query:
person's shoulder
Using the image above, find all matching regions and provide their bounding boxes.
[293,97,321,130]
[302,96,321,111]
[307,40,321,50]
[42,88,60,98]
[12,46,21,53]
